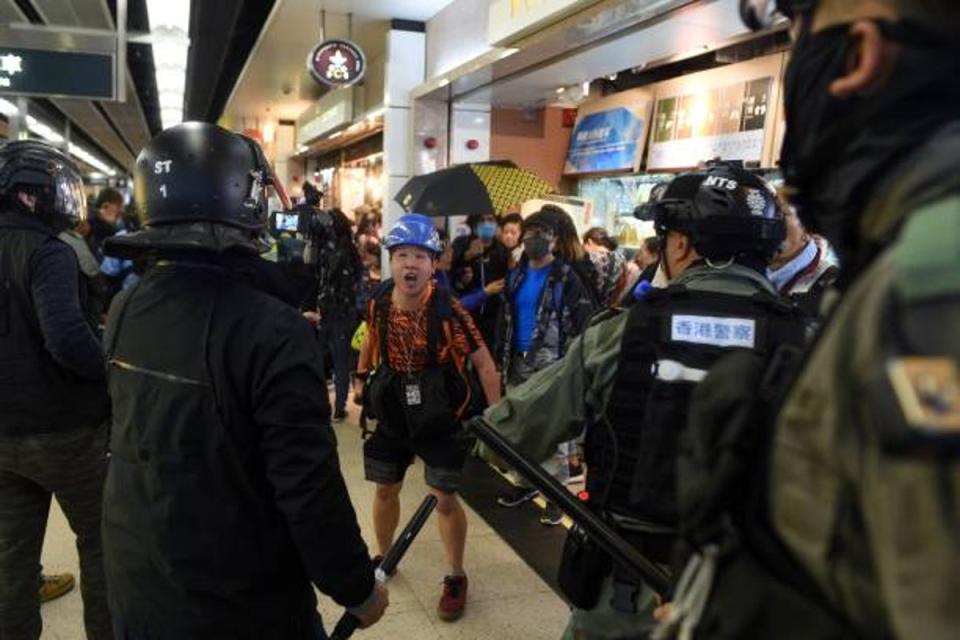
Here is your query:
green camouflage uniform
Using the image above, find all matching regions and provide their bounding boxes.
[486,264,778,639]
[770,125,960,639]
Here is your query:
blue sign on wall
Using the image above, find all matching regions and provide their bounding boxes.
[564,107,646,174]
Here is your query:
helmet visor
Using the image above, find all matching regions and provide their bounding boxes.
[52,167,88,226]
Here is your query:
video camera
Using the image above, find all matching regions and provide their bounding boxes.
[268,206,339,266]
[269,206,335,238]
[270,205,333,241]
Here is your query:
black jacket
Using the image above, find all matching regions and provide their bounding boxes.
[451,235,510,347]
[102,255,373,638]
[0,212,108,436]
[496,256,597,378]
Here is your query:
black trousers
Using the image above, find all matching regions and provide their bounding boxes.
[0,424,112,640]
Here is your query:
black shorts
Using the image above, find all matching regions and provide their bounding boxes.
[362,422,469,493]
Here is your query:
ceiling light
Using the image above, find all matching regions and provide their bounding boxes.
[25,115,64,144]
[68,142,116,176]
[581,81,590,97]
[438,78,450,88]
[146,0,190,32]
[0,98,17,117]
[555,87,566,95]
[147,0,191,130]
[1,98,118,176]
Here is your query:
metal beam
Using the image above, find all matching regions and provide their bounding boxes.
[7,22,178,45]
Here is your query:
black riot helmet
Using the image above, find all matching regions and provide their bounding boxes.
[739,0,815,31]
[0,140,87,231]
[134,122,289,230]
[650,165,784,264]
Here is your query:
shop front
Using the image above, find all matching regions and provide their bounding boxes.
[407,0,791,251]
[292,86,386,219]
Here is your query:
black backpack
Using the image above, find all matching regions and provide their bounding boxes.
[658,348,854,640]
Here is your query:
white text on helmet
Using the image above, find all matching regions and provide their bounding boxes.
[704,176,738,191]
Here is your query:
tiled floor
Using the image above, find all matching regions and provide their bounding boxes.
[37,404,570,639]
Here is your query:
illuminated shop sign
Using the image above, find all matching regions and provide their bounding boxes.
[564,87,654,175]
[307,39,366,88]
[0,47,114,100]
[646,53,786,170]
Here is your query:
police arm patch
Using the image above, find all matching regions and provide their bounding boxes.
[887,357,960,433]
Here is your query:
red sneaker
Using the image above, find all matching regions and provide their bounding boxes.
[437,574,468,621]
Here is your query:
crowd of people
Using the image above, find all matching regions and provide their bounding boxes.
[1,1,957,639]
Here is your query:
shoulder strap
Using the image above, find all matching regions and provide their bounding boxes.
[372,280,395,367]
[426,286,452,367]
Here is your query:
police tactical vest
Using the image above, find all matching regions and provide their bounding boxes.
[0,212,108,436]
[587,282,806,529]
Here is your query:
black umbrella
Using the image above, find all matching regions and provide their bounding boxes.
[395,160,553,217]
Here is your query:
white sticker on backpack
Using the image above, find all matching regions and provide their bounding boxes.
[671,314,756,349]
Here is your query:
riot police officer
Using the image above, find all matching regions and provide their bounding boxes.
[100,122,387,638]
[0,140,112,640]
[659,2,960,639]
[484,164,806,639]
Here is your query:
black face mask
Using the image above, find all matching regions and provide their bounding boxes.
[779,23,852,204]
[781,18,960,267]
[523,236,552,261]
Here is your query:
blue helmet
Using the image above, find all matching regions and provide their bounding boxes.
[384,213,442,254]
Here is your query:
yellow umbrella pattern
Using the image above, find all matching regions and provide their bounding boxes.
[469,163,554,214]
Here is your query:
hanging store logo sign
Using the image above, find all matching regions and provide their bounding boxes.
[307,39,366,88]
[0,47,114,99]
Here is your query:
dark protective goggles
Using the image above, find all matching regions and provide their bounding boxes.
[738,0,816,31]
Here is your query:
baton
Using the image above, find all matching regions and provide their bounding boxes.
[329,494,438,639]
[466,416,671,597]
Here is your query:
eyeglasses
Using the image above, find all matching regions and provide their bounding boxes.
[739,0,816,31]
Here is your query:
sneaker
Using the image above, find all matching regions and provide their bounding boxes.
[496,485,538,508]
[539,502,564,527]
[437,574,468,621]
[39,573,75,603]
[566,462,585,484]
[332,408,348,423]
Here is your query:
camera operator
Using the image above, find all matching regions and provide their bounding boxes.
[301,199,365,423]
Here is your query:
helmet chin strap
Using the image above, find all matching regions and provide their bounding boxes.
[660,235,673,282]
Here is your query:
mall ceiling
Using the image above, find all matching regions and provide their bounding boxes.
[222,0,456,128]
[1,0,277,173]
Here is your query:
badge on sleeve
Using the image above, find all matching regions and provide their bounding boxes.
[887,357,960,432]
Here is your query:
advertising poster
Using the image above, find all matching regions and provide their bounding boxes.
[564,88,653,175]
[647,53,786,170]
